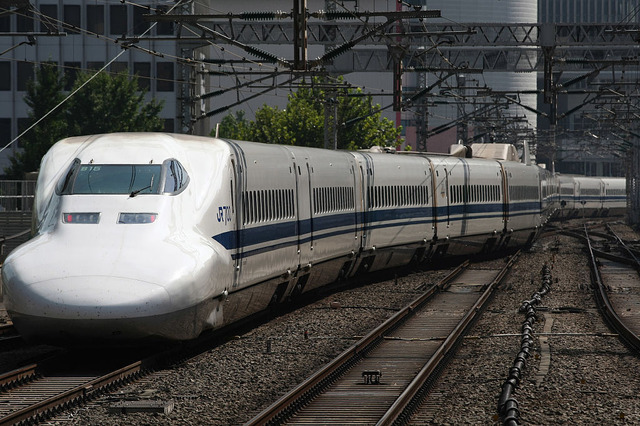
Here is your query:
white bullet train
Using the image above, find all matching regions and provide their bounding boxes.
[0,133,626,344]
[556,174,627,218]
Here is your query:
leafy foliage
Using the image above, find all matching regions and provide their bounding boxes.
[215,77,401,150]
[4,68,164,178]
[4,63,67,178]
[65,71,164,136]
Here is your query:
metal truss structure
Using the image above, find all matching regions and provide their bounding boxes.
[135,5,640,228]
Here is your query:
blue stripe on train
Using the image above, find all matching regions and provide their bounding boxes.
[212,201,547,258]
[212,201,524,258]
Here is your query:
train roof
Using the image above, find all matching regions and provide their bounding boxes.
[53,133,226,164]
[469,144,520,162]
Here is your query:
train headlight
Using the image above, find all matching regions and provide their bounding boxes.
[118,213,157,224]
[63,212,100,224]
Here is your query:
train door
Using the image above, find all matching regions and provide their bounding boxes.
[429,159,450,236]
[355,160,366,246]
[576,180,584,212]
[293,159,313,271]
[499,164,509,226]
[355,153,373,252]
[427,159,439,238]
[442,167,451,228]
[230,157,243,289]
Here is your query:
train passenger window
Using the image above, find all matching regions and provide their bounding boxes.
[251,191,257,223]
[277,190,282,219]
[314,189,318,213]
[242,193,248,224]
[288,190,294,217]
[271,190,276,220]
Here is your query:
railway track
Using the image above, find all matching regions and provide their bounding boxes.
[246,253,521,425]
[0,350,154,425]
[0,313,280,424]
[585,224,640,352]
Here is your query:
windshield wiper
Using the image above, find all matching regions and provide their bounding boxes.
[130,185,151,197]
[130,175,154,198]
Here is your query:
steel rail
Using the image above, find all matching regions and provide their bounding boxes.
[0,364,38,391]
[584,225,640,352]
[246,259,476,425]
[379,251,520,425]
[0,360,144,426]
[604,224,640,271]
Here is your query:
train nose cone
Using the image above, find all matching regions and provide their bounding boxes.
[1,272,181,343]
[3,275,172,320]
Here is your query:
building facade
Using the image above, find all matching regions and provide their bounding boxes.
[0,1,179,172]
[537,0,640,176]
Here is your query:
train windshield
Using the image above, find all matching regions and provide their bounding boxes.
[58,163,163,195]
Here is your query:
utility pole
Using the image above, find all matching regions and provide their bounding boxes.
[541,23,557,173]
[293,0,308,71]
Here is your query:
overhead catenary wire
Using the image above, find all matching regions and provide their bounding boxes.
[0,0,185,155]
[2,1,447,144]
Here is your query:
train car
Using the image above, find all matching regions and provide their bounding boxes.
[554,174,627,219]
[350,151,434,273]
[0,133,624,344]
[427,155,505,255]
[501,161,545,247]
[574,176,605,216]
[557,174,578,218]
[601,177,626,216]
[4,133,235,342]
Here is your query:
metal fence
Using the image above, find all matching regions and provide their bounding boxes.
[0,180,36,212]
[0,181,35,264]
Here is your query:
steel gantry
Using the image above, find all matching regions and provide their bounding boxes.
[133,3,640,224]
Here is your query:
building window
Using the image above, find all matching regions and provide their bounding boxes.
[17,9,33,32]
[0,13,9,32]
[0,62,10,91]
[163,119,174,133]
[87,5,104,35]
[133,5,150,35]
[40,5,58,32]
[17,117,31,149]
[110,5,127,35]
[87,61,105,71]
[64,5,81,34]
[64,62,81,90]
[133,62,151,90]
[156,5,174,35]
[0,119,11,152]
[17,62,34,91]
[110,62,128,75]
[156,62,174,91]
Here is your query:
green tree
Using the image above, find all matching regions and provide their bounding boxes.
[4,63,67,178]
[4,68,164,178]
[215,77,401,150]
[65,71,164,135]
[217,110,253,140]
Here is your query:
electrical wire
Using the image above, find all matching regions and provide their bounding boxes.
[0,0,185,155]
